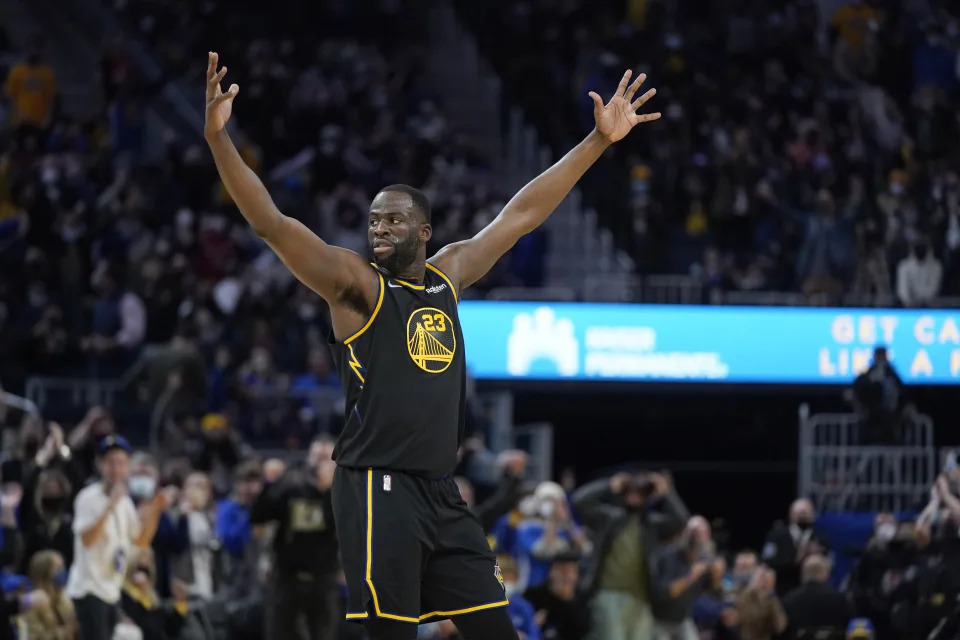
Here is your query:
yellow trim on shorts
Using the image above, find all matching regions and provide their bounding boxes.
[425,262,458,301]
[345,612,368,620]
[365,468,421,624]
[343,272,385,345]
[418,599,510,621]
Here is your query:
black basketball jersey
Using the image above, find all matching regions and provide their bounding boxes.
[329,262,466,477]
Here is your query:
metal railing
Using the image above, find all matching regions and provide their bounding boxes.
[798,405,936,512]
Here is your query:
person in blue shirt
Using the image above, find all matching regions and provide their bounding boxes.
[515,482,591,589]
[498,554,541,640]
[215,460,263,560]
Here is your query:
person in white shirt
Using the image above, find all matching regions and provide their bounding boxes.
[896,240,942,307]
[66,436,165,640]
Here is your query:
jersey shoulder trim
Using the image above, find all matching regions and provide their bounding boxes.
[425,262,458,301]
[343,271,385,345]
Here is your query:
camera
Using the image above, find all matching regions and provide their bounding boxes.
[626,474,656,498]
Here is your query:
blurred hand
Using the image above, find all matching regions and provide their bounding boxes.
[26,589,49,609]
[649,472,671,496]
[204,52,239,138]
[937,474,951,498]
[535,610,548,627]
[609,472,631,494]
[720,606,739,627]
[499,450,528,477]
[0,483,23,511]
[171,578,189,603]
[108,482,128,505]
[691,561,710,580]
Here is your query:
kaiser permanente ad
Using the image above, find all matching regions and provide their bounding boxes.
[457,302,960,385]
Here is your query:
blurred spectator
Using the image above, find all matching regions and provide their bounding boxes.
[66,408,117,483]
[215,460,262,577]
[896,238,942,307]
[19,467,73,575]
[514,482,592,589]
[573,471,689,640]
[455,449,528,532]
[847,512,914,640]
[848,347,905,445]
[762,499,831,596]
[66,436,165,640]
[734,566,787,640]
[22,549,78,640]
[4,47,56,133]
[523,553,590,640]
[781,555,852,638]
[82,262,147,377]
[189,414,244,497]
[651,516,725,640]
[119,547,189,640]
[171,471,215,601]
[497,554,540,640]
[251,446,338,640]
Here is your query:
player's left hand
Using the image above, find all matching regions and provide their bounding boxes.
[589,70,660,143]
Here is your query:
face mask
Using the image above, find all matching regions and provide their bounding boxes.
[796,519,813,531]
[503,582,519,599]
[915,245,929,259]
[41,495,68,514]
[539,502,555,519]
[876,522,897,543]
[132,568,151,585]
[53,569,69,588]
[129,475,156,500]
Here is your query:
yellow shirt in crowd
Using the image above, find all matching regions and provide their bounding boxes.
[5,61,57,126]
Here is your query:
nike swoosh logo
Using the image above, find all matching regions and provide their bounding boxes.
[387,282,402,288]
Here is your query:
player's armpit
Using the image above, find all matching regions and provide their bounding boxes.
[264,215,377,307]
[430,213,530,293]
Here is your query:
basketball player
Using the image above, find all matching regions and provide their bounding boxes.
[204,51,659,640]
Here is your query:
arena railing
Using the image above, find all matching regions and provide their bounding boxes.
[797,405,936,513]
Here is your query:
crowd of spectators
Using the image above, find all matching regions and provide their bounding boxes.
[3,404,960,640]
[459,0,960,305]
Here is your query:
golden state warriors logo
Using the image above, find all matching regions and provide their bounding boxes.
[406,307,456,373]
[494,562,504,591]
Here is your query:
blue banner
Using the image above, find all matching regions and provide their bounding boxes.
[457,302,960,384]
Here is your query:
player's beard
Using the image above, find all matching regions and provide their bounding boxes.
[372,234,420,275]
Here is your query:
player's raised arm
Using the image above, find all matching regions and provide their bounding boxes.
[203,52,372,306]
[431,70,660,293]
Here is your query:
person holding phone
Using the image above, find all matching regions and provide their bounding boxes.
[65,436,165,640]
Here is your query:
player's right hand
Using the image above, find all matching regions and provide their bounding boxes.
[205,52,239,139]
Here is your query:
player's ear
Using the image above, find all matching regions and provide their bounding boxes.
[420,223,432,243]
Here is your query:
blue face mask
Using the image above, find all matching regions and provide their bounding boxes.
[53,569,69,588]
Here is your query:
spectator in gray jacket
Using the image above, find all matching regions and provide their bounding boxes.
[572,471,689,640]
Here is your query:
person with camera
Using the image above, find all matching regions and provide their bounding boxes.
[65,436,166,640]
[250,447,339,640]
[651,516,725,640]
[572,470,689,640]
[734,565,787,640]
[515,481,592,590]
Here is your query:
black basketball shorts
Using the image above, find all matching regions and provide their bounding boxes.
[332,466,509,623]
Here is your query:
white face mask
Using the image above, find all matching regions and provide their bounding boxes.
[129,475,156,500]
[876,522,897,543]
[503,582,519,599]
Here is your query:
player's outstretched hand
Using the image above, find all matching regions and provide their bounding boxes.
[589,70,660,144]
[205,52,239,139]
